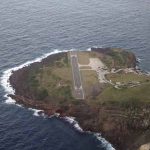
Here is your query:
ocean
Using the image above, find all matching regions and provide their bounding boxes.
[0,0,150,149]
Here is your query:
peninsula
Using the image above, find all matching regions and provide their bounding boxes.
[9,48,150,150]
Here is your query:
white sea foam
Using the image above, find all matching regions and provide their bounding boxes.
[28,108,44,117]
[5,96,16,104]
[16,103,23,108]
[54,113,60,117]
[48,113,60,119]
[63,116,83,132]
[137,57,143,63]
[94,133,115,150]
[87,47,92,51]
[144,71,150,76]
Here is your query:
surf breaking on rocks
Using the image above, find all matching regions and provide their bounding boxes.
[0,48,115,150]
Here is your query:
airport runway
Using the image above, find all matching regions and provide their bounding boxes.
[70,51,84,99]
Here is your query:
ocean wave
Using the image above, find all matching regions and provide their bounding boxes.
[28,108,44,117]
[0,48,116,150]
[63,116,83,132]
[94,133,115,150]
[137,57,143,63]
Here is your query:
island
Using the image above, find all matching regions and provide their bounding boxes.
[8,48,150,150]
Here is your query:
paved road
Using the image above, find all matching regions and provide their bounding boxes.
[70,51,84,99]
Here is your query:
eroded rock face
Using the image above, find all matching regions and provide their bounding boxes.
[138,143,150,150]
[9,93,150,150]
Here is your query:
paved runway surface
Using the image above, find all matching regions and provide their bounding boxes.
[70,51,84,99]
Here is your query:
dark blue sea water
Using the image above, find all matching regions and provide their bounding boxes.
[0,0,150,149]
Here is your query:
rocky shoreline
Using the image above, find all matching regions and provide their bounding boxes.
[8,93,150,150]
[6,48,150,150]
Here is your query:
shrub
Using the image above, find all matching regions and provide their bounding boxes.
[37,88,49,100]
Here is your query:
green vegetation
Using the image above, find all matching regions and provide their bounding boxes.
[96,83,150,104]
[37,88,49,100]
[106,73,149,84]
[80,70,106,100]
[55,86,72,100]
[81,70,98,88]
[24,52,73,103]
[100,48,136,69]
[28,74,39,87]
[77,51,90,65]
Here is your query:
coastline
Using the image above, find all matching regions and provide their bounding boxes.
[0,49,116,150]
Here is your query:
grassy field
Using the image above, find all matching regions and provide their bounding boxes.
[79,66,92,69]
[96,82,150,104]
[53,67,72,81]
[28,52,74,103]
[95,72,150,105]
[106,73,150,84]
[80,70,99,97]
[77,51,90,65]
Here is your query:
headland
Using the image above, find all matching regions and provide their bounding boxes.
[8,48,150,150]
